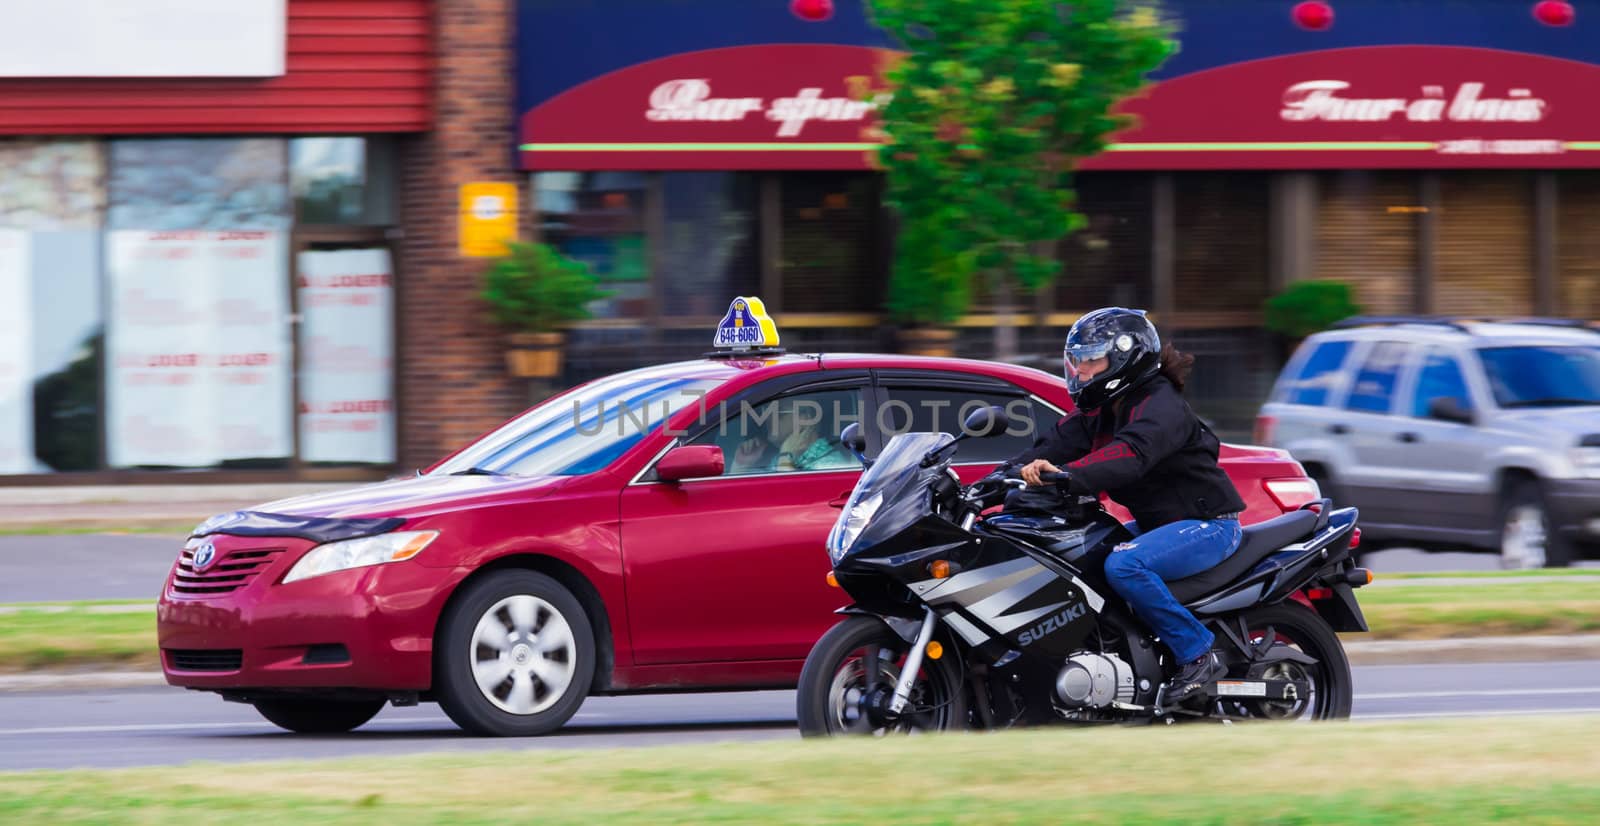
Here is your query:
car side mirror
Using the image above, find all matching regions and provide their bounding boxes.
[839,422,866,455]
[961,404,1014,439]
[655,445,725,482]
[1427,396,1475,425]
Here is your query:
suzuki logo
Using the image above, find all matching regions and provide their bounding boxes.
[193,542,217,571]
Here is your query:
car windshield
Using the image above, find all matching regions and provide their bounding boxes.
[429,371,722,477]
[1477,345,1600,408]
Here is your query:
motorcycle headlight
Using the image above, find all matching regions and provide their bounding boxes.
[828,492,884,563]
[281,530,440,584]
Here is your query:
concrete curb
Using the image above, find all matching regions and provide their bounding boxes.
[1344,634,1600,665]
[2,635,1597,692]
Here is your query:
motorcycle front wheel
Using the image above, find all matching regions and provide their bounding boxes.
[796,616,967,738]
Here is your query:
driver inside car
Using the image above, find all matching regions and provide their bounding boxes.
[990,307,1248,705]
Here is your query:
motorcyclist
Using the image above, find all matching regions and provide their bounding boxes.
[996,307,1247,704]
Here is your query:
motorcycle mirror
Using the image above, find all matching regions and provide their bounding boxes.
[839,422,866,454]
[961,404,1014,439]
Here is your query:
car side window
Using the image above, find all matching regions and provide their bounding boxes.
[877,386,1055,464]
[1410,348,1473,418]
[686,388,864,477]
[1344,341,1410,414]
[1281,340,1354,407]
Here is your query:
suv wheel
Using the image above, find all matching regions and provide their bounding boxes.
[1500,480,1572,569]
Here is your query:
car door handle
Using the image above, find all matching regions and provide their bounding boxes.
[828,492,853,508]
[1397,432,1420,443]
[1328,424,1349,435]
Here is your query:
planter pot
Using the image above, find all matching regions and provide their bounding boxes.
[897,327,957,357]
[505,332,565,379]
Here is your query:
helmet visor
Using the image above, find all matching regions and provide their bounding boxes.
[1063,340,1114,370]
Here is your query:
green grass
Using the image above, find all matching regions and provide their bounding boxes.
[1355,579,1600,639]
[0,605,156,671]
[1,717,1599,824]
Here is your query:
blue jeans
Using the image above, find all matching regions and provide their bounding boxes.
[1105,518,1244,663]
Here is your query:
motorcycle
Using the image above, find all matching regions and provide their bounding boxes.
[797,405,1371,735]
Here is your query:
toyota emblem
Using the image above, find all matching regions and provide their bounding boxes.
[193,542,217,571]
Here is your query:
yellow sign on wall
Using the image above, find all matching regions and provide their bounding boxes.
[459,182,518,257]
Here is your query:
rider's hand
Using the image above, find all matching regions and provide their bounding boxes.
[1019,459,1060,487]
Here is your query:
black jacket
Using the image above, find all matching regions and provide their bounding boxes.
[1006,376,1246,529]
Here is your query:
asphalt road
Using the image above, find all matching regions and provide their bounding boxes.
[1,660,1597,770]
[1,534,1595,604]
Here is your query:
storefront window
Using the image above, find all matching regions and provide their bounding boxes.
[290,137,398,226]
[105,138,293,470]
[1056,172,1153,312]
[1315,171,1419,315]
[0,140,105,474]
[1438,172,1534,317]
[661,172,760,317]
[1174,172,1271,313]
[535,171,650,319]
[779,172,882,313]
[1558,172,1600,320]
[296,246,396,465]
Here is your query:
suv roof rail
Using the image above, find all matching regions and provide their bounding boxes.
[1329,315,1600,335]
[1329,315,1472,332]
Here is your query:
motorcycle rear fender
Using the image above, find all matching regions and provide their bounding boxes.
[1187,508,1360,617]
[1310,581,1369,633]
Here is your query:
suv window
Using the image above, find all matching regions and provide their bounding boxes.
[878,386,1059,464]
[687,388,865,476]
[1344,341,1410,414]
[1477,346,1600,408]
[1410,348,1473,418]
[1281,340,1353,406]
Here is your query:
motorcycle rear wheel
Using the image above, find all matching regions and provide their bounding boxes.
[797,616,967,737]
[1227,602,1353,721]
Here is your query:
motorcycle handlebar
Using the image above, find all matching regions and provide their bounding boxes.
[1039,471,1071,485]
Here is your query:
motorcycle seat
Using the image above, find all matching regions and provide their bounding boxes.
[1168,510,1320,605]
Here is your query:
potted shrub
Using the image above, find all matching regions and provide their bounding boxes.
[1263,279,1362,356]
[480,242,609,378]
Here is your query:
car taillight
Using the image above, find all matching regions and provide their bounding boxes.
[1253,414,1277,445]
[1263,477,1322,511]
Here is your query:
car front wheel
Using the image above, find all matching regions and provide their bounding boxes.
[434,570,596,736]
[1501,480,1572,569]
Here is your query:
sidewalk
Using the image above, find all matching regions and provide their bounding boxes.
[0,483,356,532]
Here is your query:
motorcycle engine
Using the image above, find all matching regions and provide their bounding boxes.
[1054,652,1136,709]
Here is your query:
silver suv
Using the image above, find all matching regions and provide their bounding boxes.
[1255,317,1600,568]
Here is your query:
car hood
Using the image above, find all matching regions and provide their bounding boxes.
[244,473,573,521]
[1494,408,1600,441]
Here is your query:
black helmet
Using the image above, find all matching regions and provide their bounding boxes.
[1063,307,1162,410]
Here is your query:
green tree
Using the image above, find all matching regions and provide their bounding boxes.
[480,242,610,333]
[868,0,1177,351]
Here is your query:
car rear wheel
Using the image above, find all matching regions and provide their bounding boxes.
[252,698,385,733]
[434,570,595,737]
[1501,480,1572,569]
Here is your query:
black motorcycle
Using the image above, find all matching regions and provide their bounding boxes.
[797,406,1371,735]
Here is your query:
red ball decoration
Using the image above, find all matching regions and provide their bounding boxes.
[1533,1,1575,26]
[1292,1,1334,31]
[790,0,834,22]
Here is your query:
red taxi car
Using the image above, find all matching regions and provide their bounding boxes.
[158,300,1322,737]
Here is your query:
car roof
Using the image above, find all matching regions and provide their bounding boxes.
[602,351,1065,390]
[1306,317,1600,349]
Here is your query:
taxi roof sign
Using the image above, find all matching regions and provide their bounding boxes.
[711,296,783,354]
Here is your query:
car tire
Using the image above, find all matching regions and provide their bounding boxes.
[252,698,385,733]
[434,569,595,737]
[1500,480,1572,569]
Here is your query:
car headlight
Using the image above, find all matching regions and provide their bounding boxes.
[828,492,884,563]
[1571,447,1600,480]
[282,531,440,584]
